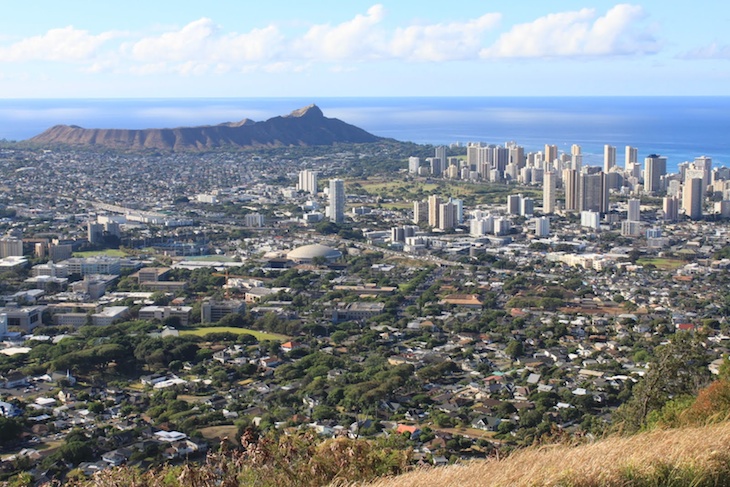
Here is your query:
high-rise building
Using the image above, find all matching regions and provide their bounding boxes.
[627,198,641,222]
[663,196,679,222]
[682,177,703,220]
[563,169,580,211]
[88,222,104,245]
[435,146,447,168]
[543,171,556,214]
[544,144,558,165]
[297,169,318,195]
[428,195,442,228]
[428,157,443,176]
[328,179,345,223]
[693,156,712,195]
[579,172,608,214]
[507,194,521,215]
[571,144,582,171]
[580,211,600,230]
[534,217,550,237]
[644,155,667,195]
[438,202,457,231]
[520,197,534,217]
[413,200,428,224]
[625,146,638,169]
[408,157,420,174]
[449,198,464,223]
[604,145,616,173]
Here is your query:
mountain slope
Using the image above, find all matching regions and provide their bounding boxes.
[28,104,382,151]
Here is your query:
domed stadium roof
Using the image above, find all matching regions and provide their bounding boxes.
[287,243,342,262]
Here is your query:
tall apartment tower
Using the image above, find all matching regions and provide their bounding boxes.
[543,171,556,214]
[627,198,641,222]
[413,200,428,224]
[644,154,667,195]
[693,156,712,194]
[428,195,442,228]
[297,169,318,195]
[663,196,679,222]
[625,146,638,169]
[328,179,345,223]
[563,168,580,211]
[571,144,582,171]
[604,145,616,173]
[408,157,420,174]
[438,202,457,231]
[579,172,608,214]
[544,144,558,166]
[682,177,703,220]
[435,146,447,166]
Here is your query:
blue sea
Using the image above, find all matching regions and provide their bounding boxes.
[1,97,729,173]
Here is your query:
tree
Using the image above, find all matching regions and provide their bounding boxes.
[505,340,524,359]
[613,332,711,433]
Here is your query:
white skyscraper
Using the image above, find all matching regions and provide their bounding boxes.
[543,171,556,214]
[328,179,345,223]
[534,217,550,237]
[408,157,420,174]
[682,177,703,220]
[625,146,638,169]
[604,145,616,173]
[627,198,640,222]
[297,169,318,195]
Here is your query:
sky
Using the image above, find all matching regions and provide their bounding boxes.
[0,0,728,98]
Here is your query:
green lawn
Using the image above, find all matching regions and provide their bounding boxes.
[180,326,288,341]
[636,257,686,271]
[72,249,128,258]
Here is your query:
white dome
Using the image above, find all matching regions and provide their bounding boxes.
[287,244,342,262]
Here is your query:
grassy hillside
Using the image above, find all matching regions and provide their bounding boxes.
[365,421,730,487]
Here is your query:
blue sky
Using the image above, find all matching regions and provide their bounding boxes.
[0,1,728,97]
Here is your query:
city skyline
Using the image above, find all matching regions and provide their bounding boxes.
[0,1,728,98]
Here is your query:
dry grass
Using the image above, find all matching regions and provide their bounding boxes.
[361,422,730,487]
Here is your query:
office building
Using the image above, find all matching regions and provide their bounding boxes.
[328,179,345,223]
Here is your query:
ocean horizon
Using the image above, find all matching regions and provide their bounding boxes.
[1,96,729,173]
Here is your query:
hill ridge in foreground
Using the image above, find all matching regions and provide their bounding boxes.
[28,104,382,151]
[366,421,730,487]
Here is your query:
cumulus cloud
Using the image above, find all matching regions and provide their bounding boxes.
[0,26,117,62]
[390,13,501,61]
[481,4,659,58]
[293,4,387,60]
[0,3,661,77]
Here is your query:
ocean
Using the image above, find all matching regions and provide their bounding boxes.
[1,97,729,172]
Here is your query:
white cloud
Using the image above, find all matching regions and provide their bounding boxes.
[390,13,501,62]
[481,4,659,59]
[0,26,117,62]
[293,4,387,61]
